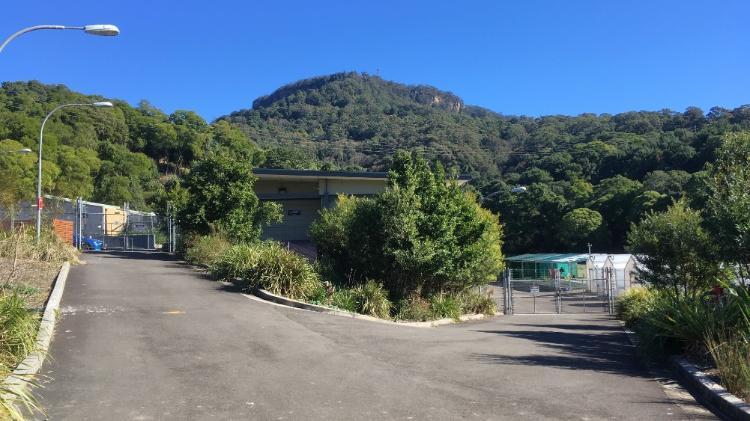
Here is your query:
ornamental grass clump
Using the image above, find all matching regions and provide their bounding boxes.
[213,242,321,301]
[0,291,42,420]
[456,289,496,316]
[705,328,750,401]
[351,280,392,319]
[183,234,232,268]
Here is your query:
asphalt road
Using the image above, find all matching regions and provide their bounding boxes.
[37,252,714,420]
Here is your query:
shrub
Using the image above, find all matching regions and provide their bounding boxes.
[429,294,461,321]
[331,289,357,313]
[627,200,726,295]
[705,329,750,401]
[210,243,260,281]
[632,285,749,358]
[177,154,282,243]
[213,242,320,300]
[311,152,504,299]
[351,281,392,319]
[183,234,231,267]
[395,295,433,322]
[615,286,655,328]
[0,292,42,420]
[0,292,38,368]
[457,289,496,316]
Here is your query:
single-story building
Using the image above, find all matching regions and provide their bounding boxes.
[505,253,590,280]
[506,252,639,296]
[254,168,470,241]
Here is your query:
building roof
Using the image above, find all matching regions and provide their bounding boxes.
[253,168,471,184]
[506,253,590,263]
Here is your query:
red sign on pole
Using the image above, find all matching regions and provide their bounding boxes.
[37,196,43,209]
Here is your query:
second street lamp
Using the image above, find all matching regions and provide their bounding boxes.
[0,24,120,54]
[35,101,114,243]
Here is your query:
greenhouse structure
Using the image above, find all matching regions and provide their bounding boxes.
[506,253,639,296]
[505,253,590,280]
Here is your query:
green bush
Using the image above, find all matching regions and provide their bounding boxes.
[210,243,260,281]
[183,234,231,268]
[395,296,433,322]
[331,289,357,313]
[212,242,320,300]
[457,289,496,316]
[0,291,42,420]
[429,294,461,321]
[311,152,504,299]
[352,281,392,319]
[631,284,750,358]
[615,286,655,328]
[0,292,38,368]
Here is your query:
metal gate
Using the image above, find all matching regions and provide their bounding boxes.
[74,199,164,251]
[501,268,614,315]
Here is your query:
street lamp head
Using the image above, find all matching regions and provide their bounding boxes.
[92,101,114,108]
[83,24,120,36]
[18,148,32,154]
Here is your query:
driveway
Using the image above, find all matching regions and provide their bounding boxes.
[38,252,714,420]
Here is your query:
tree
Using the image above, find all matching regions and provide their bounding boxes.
[311,151,504,298]
[560,208,602,249]
[627,200,724,296]
[177,154,281,243]
[705,132,750,278]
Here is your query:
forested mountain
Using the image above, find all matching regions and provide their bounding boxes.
[0,80,262,212]
[2,75,749,253]
[221,72,750,253]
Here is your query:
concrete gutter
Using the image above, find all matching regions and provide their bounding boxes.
[2,262,70,398]
[670,356,750,421]
[250,288,489,328]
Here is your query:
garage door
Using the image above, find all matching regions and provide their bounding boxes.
[261,199,321,241]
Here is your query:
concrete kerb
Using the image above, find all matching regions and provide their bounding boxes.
[2,261,71,399]
[182,259,491,327]
[249,288,489,328]
[670,356,750,421]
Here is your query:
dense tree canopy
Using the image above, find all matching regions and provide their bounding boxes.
[221,72,750,252]
[0,81,260,212]
[2,75,749,253]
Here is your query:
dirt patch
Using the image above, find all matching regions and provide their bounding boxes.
[0,258,61,308]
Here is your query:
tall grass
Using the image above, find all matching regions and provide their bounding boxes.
[0,291,42,420]
[212,242,321,300]
[352,281,392,319]
[0,226,72,420]
[705,328,750,400]
[0,226,77,263]
[182,234,231,268]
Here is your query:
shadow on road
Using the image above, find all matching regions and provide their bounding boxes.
[470,328,648,377]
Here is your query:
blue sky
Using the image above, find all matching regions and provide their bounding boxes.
[2,0,748,121]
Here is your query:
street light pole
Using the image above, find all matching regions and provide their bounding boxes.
[36,102,113,243]
[0,24,120,53]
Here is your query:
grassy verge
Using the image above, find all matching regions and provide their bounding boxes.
[0,226,78,420]
[616,284,750,401]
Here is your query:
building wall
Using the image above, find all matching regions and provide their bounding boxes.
[254,180,318,195]
[320,179,386,196]
[256,176,389,242]
[261,199,321,241]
